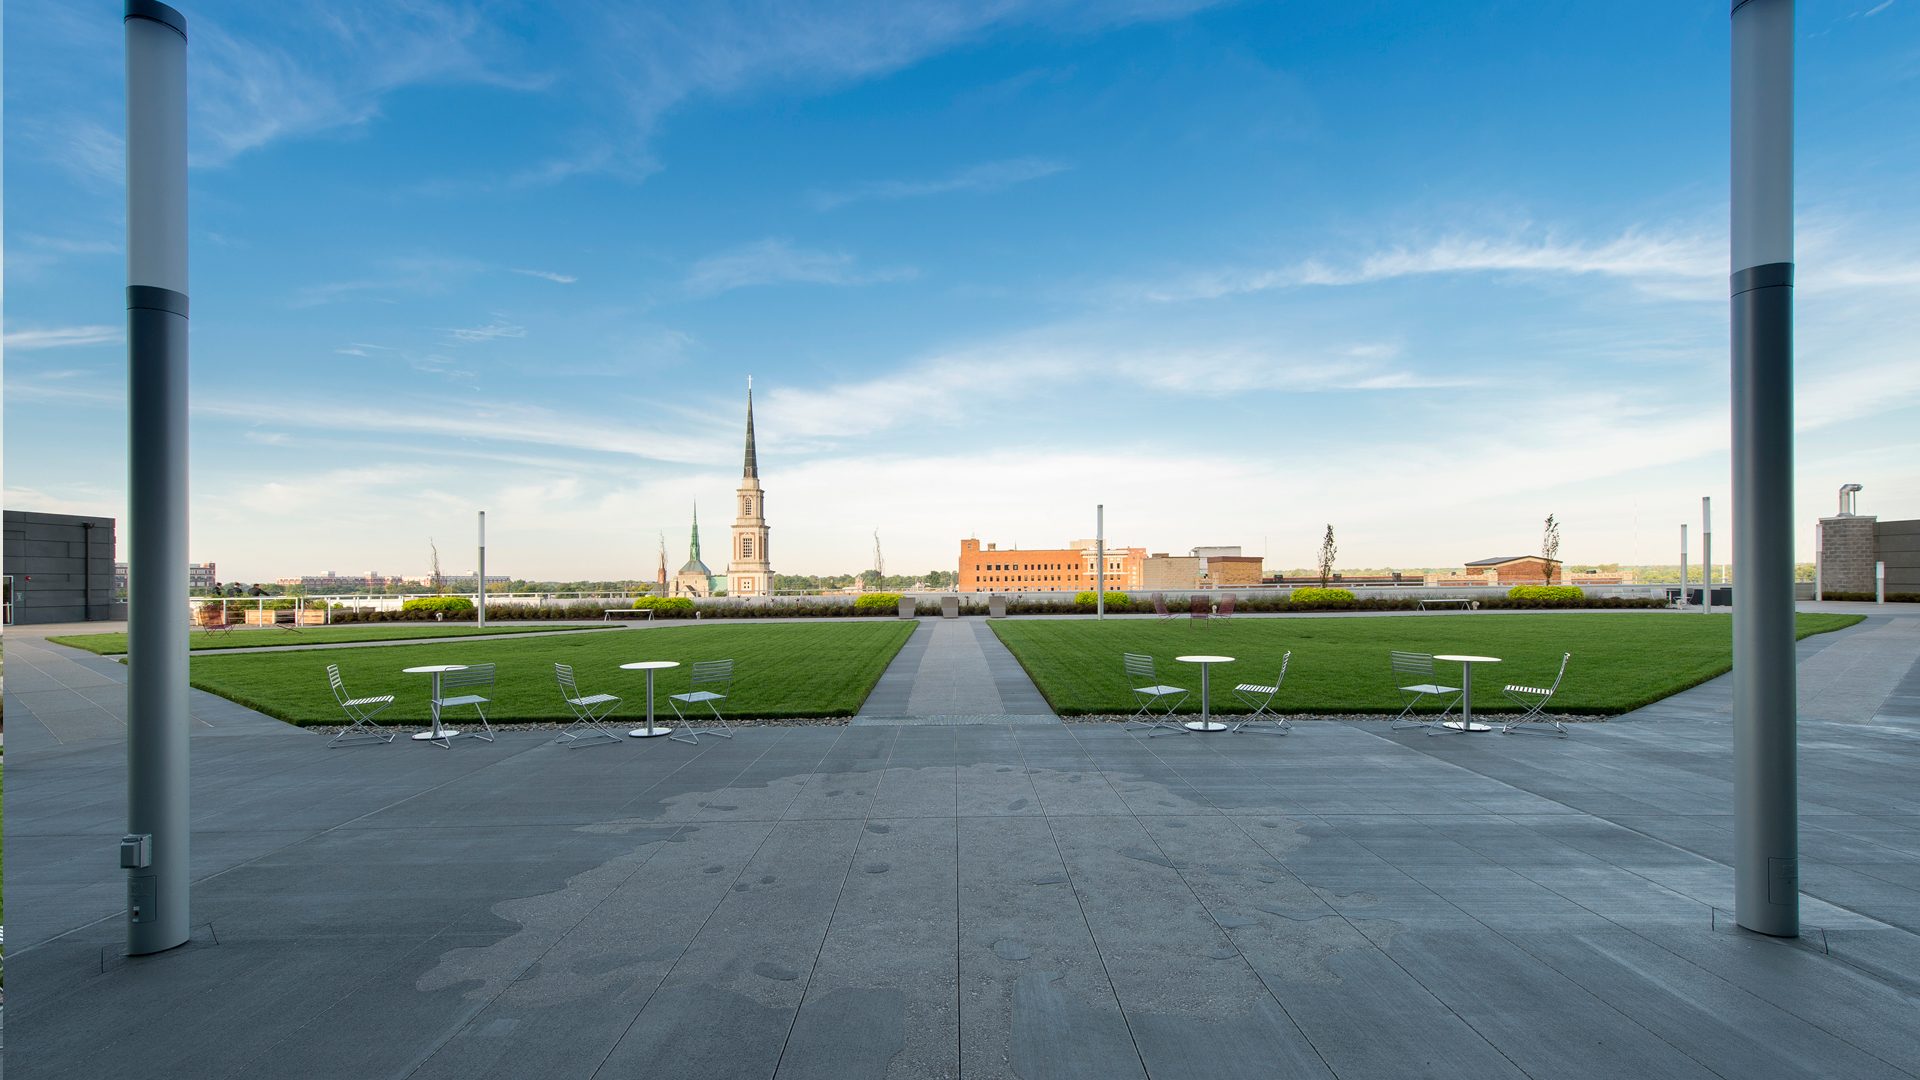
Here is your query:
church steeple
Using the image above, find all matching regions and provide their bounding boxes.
[743,377,758,479]
[688,501,701,563]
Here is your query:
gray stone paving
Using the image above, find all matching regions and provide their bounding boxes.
[858,619,1055,722]
[5,614,1920,1079]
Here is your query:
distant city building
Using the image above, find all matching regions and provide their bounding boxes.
[1144,547,1264,590]
[276,571,409,591]
[115,560,217,593]
[958,538,1145,592]
[727,383,774,598]
[1436,555,1566,586]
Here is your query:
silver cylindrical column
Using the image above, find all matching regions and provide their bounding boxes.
[1731,0,1797,938]
[477,511,487,628]
[1680,524,1689,606]
[124,0,191,956]
[1095,505,1105,619]
[1703,497,1713,612]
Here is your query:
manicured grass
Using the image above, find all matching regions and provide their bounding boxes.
[990,612,1864,716]
[188,621,917,725]
[48,622,611,656]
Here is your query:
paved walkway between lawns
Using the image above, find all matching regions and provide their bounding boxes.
[854,618,1057,725]
[6,613,1920,1080]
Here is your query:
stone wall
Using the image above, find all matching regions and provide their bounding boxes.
[1819,515,1879,595]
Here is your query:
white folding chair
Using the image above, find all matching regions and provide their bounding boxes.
[1502,652,1571,737]
[1231,651,1291,735]
[326,663,396,748]
[554,662,622,747]
[668,659,736,745]
[1388,651,1460,730]
[1122,652,1189,734]
[435,662,497,743]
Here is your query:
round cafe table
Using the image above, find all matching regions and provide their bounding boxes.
[402,664,467,744]
[622,660,681,738]
[1175,655,1234,732]
[1433,655,1501,732]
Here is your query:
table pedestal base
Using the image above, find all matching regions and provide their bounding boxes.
[628,727,674,738]
[1437,720,1493,733]
[1182,721,1230,733]
[412,729,460,741]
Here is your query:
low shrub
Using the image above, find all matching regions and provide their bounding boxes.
[1073,591,1133,611]
[1289,587,1357,609]
[1820,591,1920,603]
[853,592,904,614]
[632,596,697,617]
[401,596,475,617]
[1507,585,1584,603]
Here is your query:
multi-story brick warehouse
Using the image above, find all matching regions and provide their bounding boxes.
[958,538,1146,592]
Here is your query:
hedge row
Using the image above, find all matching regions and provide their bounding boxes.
[1819,591,1920,603]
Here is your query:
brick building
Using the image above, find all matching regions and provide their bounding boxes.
[958,538,1145,592]
[1143,547,1265,589]
[1462,555,1564,585]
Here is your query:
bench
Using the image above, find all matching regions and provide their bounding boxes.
[1418,598,1480,612]
[603,608,657,623]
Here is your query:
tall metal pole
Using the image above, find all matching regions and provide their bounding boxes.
[476,510,487,628]
[123,0,191,956]
[1732,0,1797,937]
[1680,524,1689,606]
[1095,505,1105,619]
[1702,497,1713,612]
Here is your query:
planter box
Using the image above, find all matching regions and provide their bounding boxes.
[898,596,916,619]
[243,608,278,626]
[988,595,1007,618]
[941,595,960,619]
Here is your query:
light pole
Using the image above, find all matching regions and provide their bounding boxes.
[1095,505,1105,619]
[1680,524,1689,607]
[1702,497,1713,612]
[1731,0,1797,937]
[476,511,487,628]
[123,0,191,956]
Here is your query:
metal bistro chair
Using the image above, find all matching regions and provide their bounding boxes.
[1152,592,1175,620]
[1501,652,1572,737]
[1189,593,1211,624]
[1388,651,1461,731]
[1231,651,1291,735]
[553,662,623,747]
[434,662,497,743]
[668,659,737,745]
[1123,653,1189,734]
[326,663,396,748]
[1215,592,1237,620]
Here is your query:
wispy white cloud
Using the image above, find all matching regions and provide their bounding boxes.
[4,325,124,350]
[810,157,1070,210]
[189,2,548,167]
[22,117,124,185]
[443,319,527,344]
[511,268,579,284]
[291,255,482,307]
[684,238,916,297]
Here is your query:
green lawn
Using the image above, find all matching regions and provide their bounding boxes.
[990,612,1864,716]
[48,622,611,656]
[188,620,917,725]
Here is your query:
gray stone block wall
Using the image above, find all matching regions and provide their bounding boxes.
[1876,518,1920,593]
[1819,515,1879,595]
[3,509,118,624]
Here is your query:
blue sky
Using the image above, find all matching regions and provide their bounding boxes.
[6,0,1919,582]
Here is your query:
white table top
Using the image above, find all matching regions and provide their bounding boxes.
[403,664,469,674]
[620,660,682,671]
[1175,654,1234,664]
[1434,654,1501,664]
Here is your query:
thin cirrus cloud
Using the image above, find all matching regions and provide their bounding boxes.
[3,325,124,350]
[683,238,917,297]
[1134,226,1726,304]
[809,157,1071,210]
[442,319,527,344]
[511,268,579,284]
